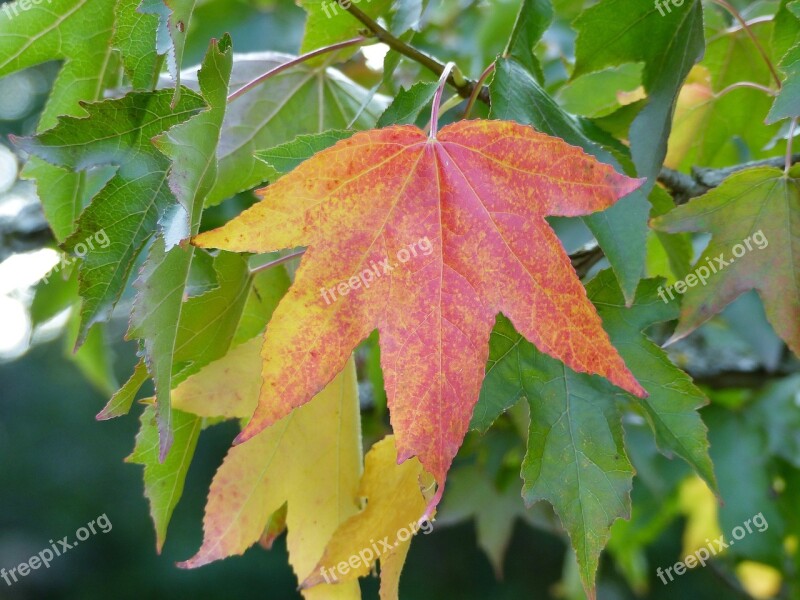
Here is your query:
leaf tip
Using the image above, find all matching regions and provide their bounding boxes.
[616,175,647,199]
[662,331,686,348]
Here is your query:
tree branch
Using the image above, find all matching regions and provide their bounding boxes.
[658,153,800,203]
[343,3,491,106]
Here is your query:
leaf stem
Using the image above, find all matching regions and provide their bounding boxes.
[786,118,798,174]
[463,61,496,119]
[713,81,777,99]
[227,36,368,103]
[430,62,456,139]
[249,249,306,275]
[711,0,782,89]
[343,3,490,105]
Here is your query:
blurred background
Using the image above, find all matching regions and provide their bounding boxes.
[1,0,799,598]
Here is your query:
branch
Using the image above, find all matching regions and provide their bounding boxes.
[692,367,797,390]
[343,3,491,106]
[692,152,800,188]
[658,153,800,202]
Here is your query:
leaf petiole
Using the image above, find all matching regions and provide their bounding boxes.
[227,36,370,103]
[429,62,457,139]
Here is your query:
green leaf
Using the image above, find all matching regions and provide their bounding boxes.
[97,360,150,421]
[772,0,800,69]
[437,463,533,577]
[768,40,800,122]
[67,316,118,397]
[128,35,233,458]
[647,186,692,282]
[586,271,717,493]
[102,252,291,421]
[504,0,552,83]
[31,266,78,327]
[556,64,643,119]
[0,0,118,241]
[473,316,633,597]
[573,0,704,189]
[139,0,198,101]
[705,405,785,563]
[681,22,781,168]
[126,404,202,553]
[652,165,800,356]
[177,53,388,205]
[114,0,162,90]
[489,58,650,303]
[753,374,800,468]
[390,0,427,33]
[254,129,355,176]
[16,88,206,345]
[376,81,437,127]
[473,270,718,595]
[298,0,392,55]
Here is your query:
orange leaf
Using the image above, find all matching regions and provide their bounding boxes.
[194,119,647,512]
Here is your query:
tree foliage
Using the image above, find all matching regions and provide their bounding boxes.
[2,0,799,597]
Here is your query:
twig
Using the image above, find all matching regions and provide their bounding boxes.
[658,154,800,200]
[714,81,777,99]
[711,0,783,89]
[343,3,490,106]
[570,247,605,279]
[227,36,368,103]
[657,167,709,203]
[464,61,496,119]
[692,367,797,389]
[692,153,800,188]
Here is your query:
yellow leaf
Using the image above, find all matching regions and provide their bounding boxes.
[678,475,723,558]
[736,561,781,599]
[302,436,434,591]
[379,540,412,600]
[178,354,363,600]
[172,336,261,418]
[664,66,714,169]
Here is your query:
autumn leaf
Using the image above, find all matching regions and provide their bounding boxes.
[178,355,363,600]
[302,435,433,590]
[171,336,262,419]
[175,52,388,205]
[651,166,800,356]
[194,119,647,512]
